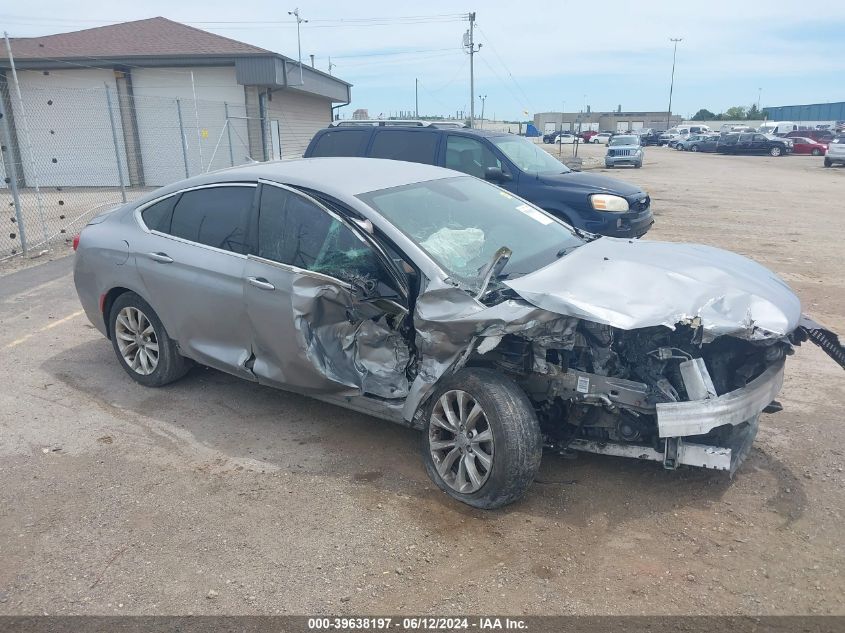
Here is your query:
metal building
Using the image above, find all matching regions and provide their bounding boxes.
[763,102,845,123]
[534,110,682,134]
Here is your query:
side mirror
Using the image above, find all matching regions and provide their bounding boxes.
[484,166,510,182]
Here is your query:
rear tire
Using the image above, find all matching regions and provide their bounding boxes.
[824,158,832,167]
[422,368,542,509]
[811,148,821,156]
[109,292,191,387]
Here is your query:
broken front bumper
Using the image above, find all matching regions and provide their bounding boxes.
[572,360,785,473]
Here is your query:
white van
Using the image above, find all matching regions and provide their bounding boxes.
[758,121,797,136]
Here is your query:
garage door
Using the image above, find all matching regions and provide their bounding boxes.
[265,90,332,159]
[8,69,129,187]
[616,121,630,132]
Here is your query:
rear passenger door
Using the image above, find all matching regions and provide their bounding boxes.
[133,183,257,378]
[367,129,440,165]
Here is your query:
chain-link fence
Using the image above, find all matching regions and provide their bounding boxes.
[1,79,270,260]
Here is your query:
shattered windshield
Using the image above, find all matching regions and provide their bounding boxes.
[358,176,584,290]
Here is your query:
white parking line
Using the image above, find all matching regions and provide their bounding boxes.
[4,310,85,349]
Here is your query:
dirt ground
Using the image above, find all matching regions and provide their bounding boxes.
[0,147,843,616]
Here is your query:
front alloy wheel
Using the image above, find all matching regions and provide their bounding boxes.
[770,146,783,157]
[429,390,494,494]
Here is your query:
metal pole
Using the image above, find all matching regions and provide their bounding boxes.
[224,102,235,166]
[176,99,190,178]
[190,71,204,172]
[104,84,127,203]
[4,31,48,248]
[288,8,308,85]
[415,78,418,118]
[479,94,486,128]
[0,86,27,254]
[667,38,682,130]
[468,12,476,128]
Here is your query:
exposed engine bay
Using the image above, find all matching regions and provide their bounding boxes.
[470,317,801,473]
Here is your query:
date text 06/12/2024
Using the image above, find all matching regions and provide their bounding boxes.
[307,617,528,630]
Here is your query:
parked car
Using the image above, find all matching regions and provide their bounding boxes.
[675,134,709,151]
[591,132,613,144]
[73,157,836,508]
[758,121,797,136]
[660,125,711,147]
[789,137,828,156]
[304,125,654,238]
[604,134,643,168]
[717,133,793,156]
[556,133,577,144]
[824,136,845,167]
[542,131,559,144]
[579,130,599,143]
[639,129,664,146]
[786,130,834,144]
[682,134,721,153]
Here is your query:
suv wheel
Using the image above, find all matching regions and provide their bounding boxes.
[690,145,699,152]
[109,292,191,387]
[769,146,783,157]
[422,368,542,509]
[824,158,832,167]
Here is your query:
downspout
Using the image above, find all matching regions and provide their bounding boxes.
[331,86,351,122]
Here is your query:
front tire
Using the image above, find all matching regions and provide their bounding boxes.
[422,368,542,509]
[769,146,783,157]
[824,158,832,167]
[690,145,699,152]
[109,292,190,387]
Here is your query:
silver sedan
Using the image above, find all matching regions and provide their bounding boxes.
[73,158,836,508]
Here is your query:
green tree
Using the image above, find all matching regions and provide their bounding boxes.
[692,108,716,121]
[746,103,761,119]
[724,105,747,120]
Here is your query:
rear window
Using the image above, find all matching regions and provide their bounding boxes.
[308,130,370,157]
[141,195,178,233]
[169,186,254,254]
[369,130,439,165]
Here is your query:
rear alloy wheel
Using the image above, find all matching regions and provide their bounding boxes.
[109,292,190,387]
[422,368,542,509]
[811,148,821,156]
[769,146,783,157]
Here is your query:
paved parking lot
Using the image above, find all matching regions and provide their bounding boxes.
[1,147,843,615]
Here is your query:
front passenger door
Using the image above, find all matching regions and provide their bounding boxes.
[244,183,411,398]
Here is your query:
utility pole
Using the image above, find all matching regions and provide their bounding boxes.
[288,8,308,85]
[327,56,335,75]
[757,87,762,113]
[463,12,482,128]
[415,78,419,118]
[478,94,487,128]
[667,38,682,130]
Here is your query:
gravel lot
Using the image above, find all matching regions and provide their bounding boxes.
[1,147,843,616]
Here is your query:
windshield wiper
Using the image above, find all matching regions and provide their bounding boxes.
[475,246,512,300]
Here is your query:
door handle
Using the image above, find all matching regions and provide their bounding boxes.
[247,276,275,291]
[146,252,173,264]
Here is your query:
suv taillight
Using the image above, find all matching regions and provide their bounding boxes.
[72,234,80,251]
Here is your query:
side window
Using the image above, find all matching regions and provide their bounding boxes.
[445,136,502,178]
[368,130,439,165]
[309,130,370,157]
[169,186,254,253]
[754,134,768,142]
[257,185,395,291]
[141,195,178,233]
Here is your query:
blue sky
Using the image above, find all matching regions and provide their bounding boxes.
[3,1,845,120]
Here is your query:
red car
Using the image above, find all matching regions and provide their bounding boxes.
[579,130,598,143]
[790,137,828,156]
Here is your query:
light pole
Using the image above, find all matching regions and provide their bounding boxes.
[757,87,762,113]
[478,94,487,128]
[463,12,482,128]
[667,38,682,130]
[288,8,308,85]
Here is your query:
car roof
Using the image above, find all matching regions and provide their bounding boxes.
[133,157,460,205]
[319,124,507,139]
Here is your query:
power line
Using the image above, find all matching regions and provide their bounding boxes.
[475,25,533,112]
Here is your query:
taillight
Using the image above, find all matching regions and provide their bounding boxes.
[72,234,80,251]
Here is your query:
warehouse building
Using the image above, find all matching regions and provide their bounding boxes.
[534,109,682,134]
[763,102,845,124]
[0,17,351,188]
